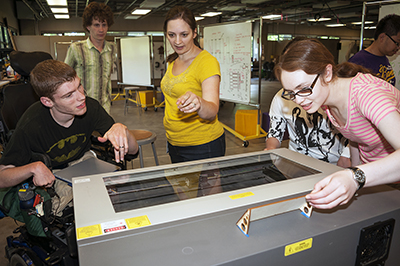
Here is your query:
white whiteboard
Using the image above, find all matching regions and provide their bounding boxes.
[380,4,400,89]
[204,22,252,104]
[120,36,151,85]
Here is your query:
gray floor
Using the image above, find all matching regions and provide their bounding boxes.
[0,78,283,265]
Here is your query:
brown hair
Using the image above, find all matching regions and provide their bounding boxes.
[163,6,201,63]
[30,60,77,99]
[82,2,114,32]
[275,39,371,84]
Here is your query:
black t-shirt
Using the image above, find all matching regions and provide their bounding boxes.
[0,97,114,169]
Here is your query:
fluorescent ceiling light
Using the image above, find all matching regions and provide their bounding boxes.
[127,32,146,36]
[50,7,68,13]
[307,17,332,22]
[124,15,141,19]
[47,0,67,6]
[325,24,346,27]
[201,12,222,17]
[365,26,376,30]
[262,14,281,20]
[147,31,164,36]
[65,32,85,36]
[54,14,69,19]
[131,9,151,15]
[351,21,373,25]
[195,17,205,21]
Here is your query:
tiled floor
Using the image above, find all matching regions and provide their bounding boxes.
[0,78,283,265]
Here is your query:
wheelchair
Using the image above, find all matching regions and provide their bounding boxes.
[4,206,78,266]
[1,51,139,266]
[2,152,79,266]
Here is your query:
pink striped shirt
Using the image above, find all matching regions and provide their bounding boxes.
[323,73,400,164]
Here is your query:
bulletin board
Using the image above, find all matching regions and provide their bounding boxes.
[120,36,152,86]
[203,22,252,105]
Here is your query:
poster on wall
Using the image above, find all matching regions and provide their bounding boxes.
[379,4,400,88]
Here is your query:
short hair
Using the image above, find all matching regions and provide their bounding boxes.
[374,14,400,40]
[82,2,114,32]
[30,60,77,99]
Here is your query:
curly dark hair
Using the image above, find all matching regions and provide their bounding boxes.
[82,2,114,31]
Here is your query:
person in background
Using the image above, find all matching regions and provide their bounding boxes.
[275,39,400,209]
[0,59,138,189]
[65,2,116,113]
[266,37,351,168]
[161,6,225,163]
[266,89,351,167]
[348,14,400,86]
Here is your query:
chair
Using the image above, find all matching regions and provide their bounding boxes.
[130,129,159,168]
[0,51,52,147]
[124,86,141,115]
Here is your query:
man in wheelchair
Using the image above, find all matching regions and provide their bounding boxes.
[0,59,138,265]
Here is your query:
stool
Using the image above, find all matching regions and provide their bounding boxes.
[130,129,159,168]
[124,86,141,115]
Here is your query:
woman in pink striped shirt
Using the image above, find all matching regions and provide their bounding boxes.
[275,39,400,209]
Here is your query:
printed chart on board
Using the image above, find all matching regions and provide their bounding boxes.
[204,22,252,104]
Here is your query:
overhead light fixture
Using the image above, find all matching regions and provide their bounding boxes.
[262,14,281,20]
[124,15,141,20]
[325,24,346,27]
[195,17,205,21]
[200,12,222,17]
[54,14,69,19]
[307,17,332,22]
[46,0,67,6]
[351,21,373,25]
[50,7,68,13]
[365,26,376,30]
[127,32,146,36]
[131,9,151,15]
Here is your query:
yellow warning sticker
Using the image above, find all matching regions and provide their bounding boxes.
[284,238,313,256]
[229,191,254,200]
[126,215,152,229]
[76,224,102,240]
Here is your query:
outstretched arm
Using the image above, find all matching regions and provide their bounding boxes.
[97,123,138,163]
[0,163,55,189]
[176,75,220,120]
[306,111,400,209]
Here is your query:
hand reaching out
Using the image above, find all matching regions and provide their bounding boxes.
[177,92,201,113]
[305,169,358,209]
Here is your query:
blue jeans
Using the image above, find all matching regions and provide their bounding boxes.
[168,133,226,163]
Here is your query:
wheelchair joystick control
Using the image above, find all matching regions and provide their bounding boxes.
[18,182,41,211]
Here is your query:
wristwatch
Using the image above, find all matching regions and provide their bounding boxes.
[348,167,366,190]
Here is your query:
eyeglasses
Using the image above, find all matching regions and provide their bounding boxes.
[281,74,320,101]
[385,33,400,48]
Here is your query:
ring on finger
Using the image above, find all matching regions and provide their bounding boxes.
[193,102,196,108]
[119,145,125,148]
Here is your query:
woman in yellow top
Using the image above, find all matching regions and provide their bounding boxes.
[161,6,225,163]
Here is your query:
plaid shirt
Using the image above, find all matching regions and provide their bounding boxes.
[65,38,116,113]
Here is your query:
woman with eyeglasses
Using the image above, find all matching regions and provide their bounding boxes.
[275,39,400,209]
